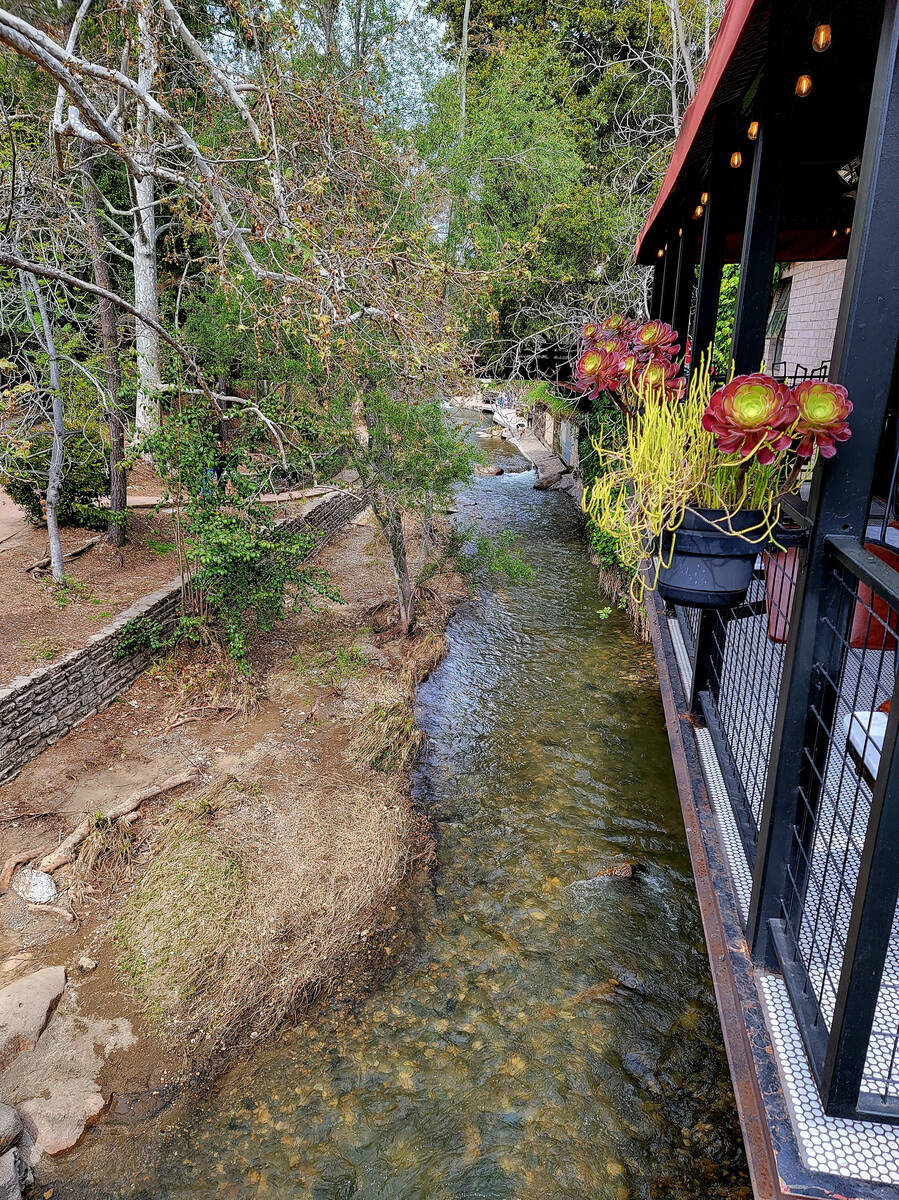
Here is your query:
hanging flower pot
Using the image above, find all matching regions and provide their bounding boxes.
[657,509,764,609]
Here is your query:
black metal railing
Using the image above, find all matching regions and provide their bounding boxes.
[677,529,804,869]
[765,536,899,1120]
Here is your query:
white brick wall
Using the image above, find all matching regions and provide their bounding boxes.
[764,259,847,377]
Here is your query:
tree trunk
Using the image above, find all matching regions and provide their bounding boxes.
[80,142,127,546]
[134,7,161,438]
[384,498,414,636]
[458,0,471,139]
[24,276,65,582]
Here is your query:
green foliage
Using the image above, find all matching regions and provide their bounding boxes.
[115,616,169,660]
[146,407,340,666]
[474,530,534,583]
[0,429,108,529]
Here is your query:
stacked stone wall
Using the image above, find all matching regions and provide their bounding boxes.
[0,490,367,784]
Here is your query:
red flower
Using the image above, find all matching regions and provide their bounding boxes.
[635,320,679,359]
[702,374,797,464]
[575,347,622,398]
[792,380,853,458]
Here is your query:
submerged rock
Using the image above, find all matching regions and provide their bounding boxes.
[10,871,56,906]
[592,863,639,879]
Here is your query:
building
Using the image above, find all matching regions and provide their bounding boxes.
[635,0,899,1197]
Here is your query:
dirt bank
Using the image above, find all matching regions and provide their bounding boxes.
[0,511,466,1171]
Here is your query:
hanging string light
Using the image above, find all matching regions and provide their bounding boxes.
[730,151,743,168]
[813,23,832,52]
[693,205,704,219]
[747,120,760,140]
[795,74,813,97]
[657,248,664,258]
[700,191,709,205]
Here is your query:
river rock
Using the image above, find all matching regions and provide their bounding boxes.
[0,968,66,1070]
[0,1145,31,1200]
[0,1107,22,1155]
[593,863,638,879]
[18,1084,106,1157]
[10,871,56,907]
[534,469,564,491]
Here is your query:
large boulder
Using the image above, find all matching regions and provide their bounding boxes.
[0,969,66,1070]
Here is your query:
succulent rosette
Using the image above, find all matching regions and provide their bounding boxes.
[599,334,628,357]
[582,321,601,347]
[638,355,683,399]
[634,320,679,360]
[599,313,628,335]
[791,380,853,458]
[702,374,798,464]
[575,347,622,398]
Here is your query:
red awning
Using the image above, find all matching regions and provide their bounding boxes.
[634,0,766,260]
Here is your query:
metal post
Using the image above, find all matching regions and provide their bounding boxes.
[730,120,783,374]
[748,0,899,996]
[689,610,725,714]
[659,235,677,326]
[672,222,696,350]
[690,169,728,373]
[648,260,664,319]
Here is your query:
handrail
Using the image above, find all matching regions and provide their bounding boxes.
[827,534,899,608]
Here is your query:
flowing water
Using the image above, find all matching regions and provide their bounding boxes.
[52,418,749,1199]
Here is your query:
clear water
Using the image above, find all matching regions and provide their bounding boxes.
[52,420,749,1199]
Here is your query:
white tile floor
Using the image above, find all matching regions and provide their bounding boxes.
[760,973,899,1184]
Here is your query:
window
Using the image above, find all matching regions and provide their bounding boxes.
[766,279,792,370]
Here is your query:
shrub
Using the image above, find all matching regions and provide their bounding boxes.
[0,428,108,529]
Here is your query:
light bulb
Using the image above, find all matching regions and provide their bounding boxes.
[730,151,742,168]
[700,191,709,204]
[748,120,760,140]
[693,205,704,219]
[813,24,832,52]
[796,74,813,97]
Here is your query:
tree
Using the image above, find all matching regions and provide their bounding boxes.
[0,0,480,640]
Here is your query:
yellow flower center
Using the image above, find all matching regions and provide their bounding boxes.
[734,383,772,425]
[802,384,837,424]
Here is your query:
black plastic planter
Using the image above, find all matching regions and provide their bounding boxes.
[657,508,764,609]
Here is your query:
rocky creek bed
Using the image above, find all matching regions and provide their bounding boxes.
[38,417,750,1199]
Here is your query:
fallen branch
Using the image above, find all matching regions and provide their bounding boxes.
[38,767,200,875]
[27,902,74,923]
[25,533,102,573]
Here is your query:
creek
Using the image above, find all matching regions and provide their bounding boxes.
[52,416,749,1199]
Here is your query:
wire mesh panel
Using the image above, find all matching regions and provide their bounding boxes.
[676,604,700,658]
[698,544,801,859]
[779,556,897,1084]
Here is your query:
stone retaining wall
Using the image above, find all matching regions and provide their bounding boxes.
[533,405,581,471]
[0,489,367,785]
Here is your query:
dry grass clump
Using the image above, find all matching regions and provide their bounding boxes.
[114,771,411,1051]
[69,812,139,906]
[351,678,423,776]
[114,780,247,1022]
[149,643,261,723]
